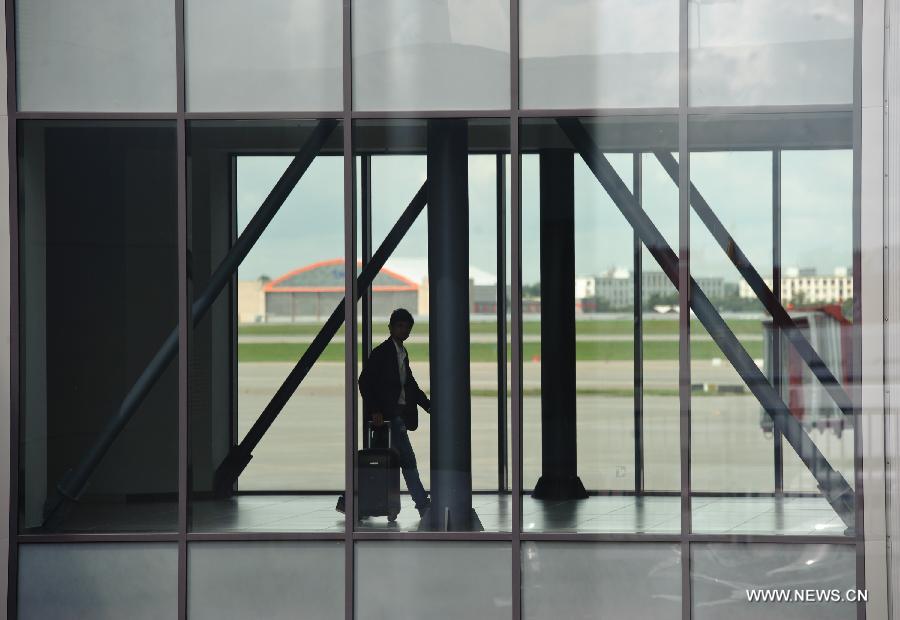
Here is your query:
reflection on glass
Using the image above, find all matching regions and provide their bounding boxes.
[18,543,179,619]
[688,0,854,106]
[188,542,344,619]
[688,114,856,537]
[692,543,856,620]
[520,0,678,109]
[18,121,178,533]
[355,542,512,620]
[353,119,511,532]
[17,0,177,111]
[522,542,682,619]
[521,116,679,533]
[780,149,854,497]
[188,120,346,532]
[352,0,510,110]
[185,0,342,112]
[640,154,680,492]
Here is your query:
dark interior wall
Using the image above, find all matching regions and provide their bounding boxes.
[23,124,179,503]
[188,145,233,493]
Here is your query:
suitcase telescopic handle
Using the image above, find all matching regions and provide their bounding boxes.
[367,419,391,449]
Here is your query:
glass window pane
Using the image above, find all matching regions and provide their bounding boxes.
[188,542,344,619]
[185,0,342,112]
[18,121,179,533]
[188,120,346,533]
[688,113,856,537]
[521,116,680,533]
[18,543,178,619]
[353,119,511,533]
[692,543,857,619]
[352,0,510,111]
[355,542,512,620]
[16,0,176,112]
[688,0,854,106]
[520,0,678,109]
[522,542,682,619]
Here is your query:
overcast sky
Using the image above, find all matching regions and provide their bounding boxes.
[236,149,852,286]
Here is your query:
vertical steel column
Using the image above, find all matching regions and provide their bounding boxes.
[851,0,866,615]
[341,0,355,617]
[772,149,784,494]
[532,148,587,501]
[5,0,19,614]
[175,0,188,618]
[678,0,692,617]
[633,152,644,495]
[509,0,523,614]
[497,154,509,493]
[361,154,373,449]
[424,118,476,530]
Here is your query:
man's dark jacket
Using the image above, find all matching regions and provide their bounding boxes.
[359,337,430,431]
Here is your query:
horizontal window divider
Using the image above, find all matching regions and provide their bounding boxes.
[187,532,346,542]
[686,104,854,116]
[352,531,514,542]
[184,111,343,120]
[14,112,179,120]
[685,534,856,545]
[350,110,512,119]
[518,107,680,117]
[17,533,180,544]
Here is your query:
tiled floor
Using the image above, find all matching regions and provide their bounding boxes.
[41,494,848,536]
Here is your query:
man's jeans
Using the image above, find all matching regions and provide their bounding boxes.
[387,416,428,507]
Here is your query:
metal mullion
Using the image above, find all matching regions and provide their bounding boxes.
[772,149,784,495]
[350,109,510,119]
[686,104,855,116]
[518,532,859,545]
[18,533,180,544]
[342,1,355,619]
[360,155,372,450]
[510,1,522,619]
[519,107,680,118]
[352,532,515,542]
[175,0,188,616]
[851,0,866,617]
[185,111,344,120]
[497,154,508,493]
[188,532,345,542]
[5,0,18,614]
[678,1,692,619]
[13,111,180,120]
[633,152,644,495]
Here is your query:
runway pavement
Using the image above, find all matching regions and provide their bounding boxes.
[234,361,855,497]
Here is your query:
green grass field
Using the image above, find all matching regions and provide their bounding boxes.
[239,318,762,338]
[238,337,762,363]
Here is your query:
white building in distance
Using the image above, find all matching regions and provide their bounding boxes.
[738,267,853,304]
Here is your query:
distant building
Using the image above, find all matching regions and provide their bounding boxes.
[243,258,499,322]
[578,269,729,310]
[738,267,853,304]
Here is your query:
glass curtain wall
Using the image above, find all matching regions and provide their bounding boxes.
[9,0,868,617]
[187,120,346,533]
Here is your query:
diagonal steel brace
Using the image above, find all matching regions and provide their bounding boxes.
[558,118,855,529]
[654,150,854,417]
[43,120,338,527]
[213,182,429,496]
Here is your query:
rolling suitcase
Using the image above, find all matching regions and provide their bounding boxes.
[357,422,401,521]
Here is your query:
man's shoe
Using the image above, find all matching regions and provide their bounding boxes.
[335,495,345,514]
[415,497,431,519]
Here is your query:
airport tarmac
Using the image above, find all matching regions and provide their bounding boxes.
[234,361,855,496]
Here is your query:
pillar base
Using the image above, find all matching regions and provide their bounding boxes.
[531,475,589,500]
[417,507,484,532]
